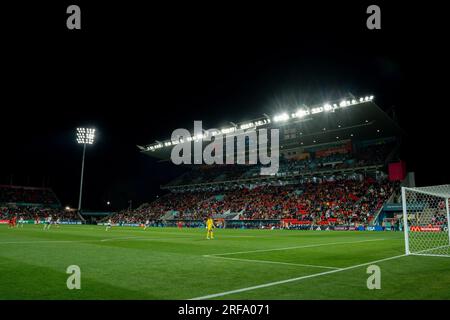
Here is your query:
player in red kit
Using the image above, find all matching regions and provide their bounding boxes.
[9,216,17,228]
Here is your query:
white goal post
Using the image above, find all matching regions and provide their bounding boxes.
[402,185,450,257]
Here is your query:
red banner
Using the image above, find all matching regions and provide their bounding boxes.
[410,226,441,232]
[316,142,352,158]
[388,161,406,181]
[282,219,311,225]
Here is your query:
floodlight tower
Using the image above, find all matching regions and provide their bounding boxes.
[76,128,96,212]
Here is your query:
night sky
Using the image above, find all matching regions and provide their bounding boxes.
[1,2,448,210]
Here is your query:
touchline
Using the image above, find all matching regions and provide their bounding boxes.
[170,121,280,175]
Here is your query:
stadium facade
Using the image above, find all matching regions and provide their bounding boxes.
[125,95,411,230]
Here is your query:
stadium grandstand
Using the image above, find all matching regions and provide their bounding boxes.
[106,95,410,230]
[0,185,81,223]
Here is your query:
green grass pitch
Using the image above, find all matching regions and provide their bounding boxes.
[1,224,449,300]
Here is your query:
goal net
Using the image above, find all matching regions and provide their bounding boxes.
[402,185,450,257]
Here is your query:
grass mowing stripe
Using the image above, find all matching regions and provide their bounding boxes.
[203,255,342,270]
[190,254,407,300]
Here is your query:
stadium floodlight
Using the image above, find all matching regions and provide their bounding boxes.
[76,127,96,213]
[221,127,236,134]
[76,128,95,145]
[240,122,255,130]
[273,113,290,122]
[323,103,333,111]
[294,109,308,118]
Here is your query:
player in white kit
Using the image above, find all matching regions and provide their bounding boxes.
[43,215,52,230]
[105,218,112,231]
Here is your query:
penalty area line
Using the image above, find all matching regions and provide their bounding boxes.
[190,254,407,300]
[209,238,386,257]
[203,255,342,270]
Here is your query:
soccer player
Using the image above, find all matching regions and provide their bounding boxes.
[43,215,52,230]
[105,218,112,231]
[8,216,15,229]
[144,219,150,230]
[18,216,24,228]
[55,218,61,228]
[11,215,17,228]
[206,217,215,240]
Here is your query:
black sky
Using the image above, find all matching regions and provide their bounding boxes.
[1,2,449,210]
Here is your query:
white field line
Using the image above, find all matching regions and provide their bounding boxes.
[411,244,450,256]
[101,236,144,242]
[0,240,99,245]
[4,224,378,239]
[0,233,257,245]
[0,236,195,245]
[203,255,342,270]
[0,236,385,247]
[190,254,407,300]
[411,253,450,258]
[101,236,199,242]
[208,238,386,257]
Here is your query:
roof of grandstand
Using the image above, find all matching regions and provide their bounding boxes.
[140,95,403,160]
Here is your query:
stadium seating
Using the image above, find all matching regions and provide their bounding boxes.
[0,185,60,206]
[109,177,397,226]
[164,142,394,188]
[0,185,79,221]
[0,206,80,221]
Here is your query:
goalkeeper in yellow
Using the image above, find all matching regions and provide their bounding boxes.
[206,216,216,240]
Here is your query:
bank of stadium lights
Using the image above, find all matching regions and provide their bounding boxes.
[292,109,309,119]
[145,95,374,150]
[240,119,269,130]
[273,113,290,122]
[76,128,95,144]
[323,103,333,111]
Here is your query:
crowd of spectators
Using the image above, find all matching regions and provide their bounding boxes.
[166,142,394,188]
[0,206,79,221]
[0,185,79,221]
[109,177,397,226]
[0,185,60,206]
